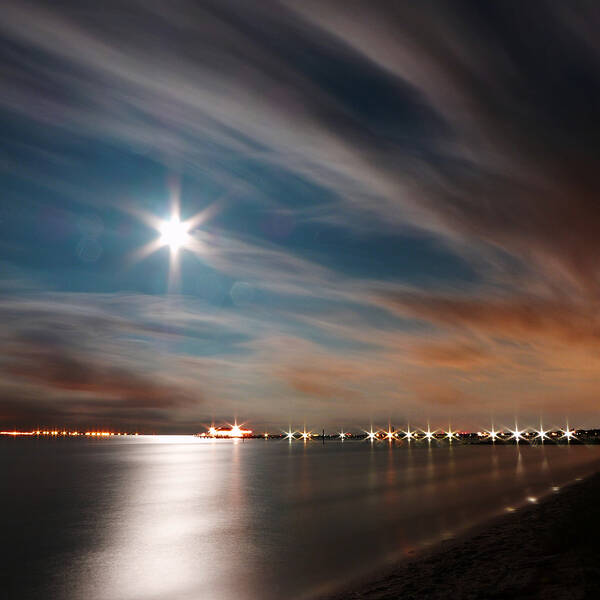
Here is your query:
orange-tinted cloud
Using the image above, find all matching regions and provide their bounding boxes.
[380,291,600,348]
[412,341,491,368]
[283,365,362,400]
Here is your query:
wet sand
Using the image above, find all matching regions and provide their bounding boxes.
[325,470,600,599]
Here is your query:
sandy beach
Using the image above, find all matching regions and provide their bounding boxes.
[326,469,600,599]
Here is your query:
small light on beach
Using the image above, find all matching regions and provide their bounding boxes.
[552,486,560,492]
[527,496,537,503]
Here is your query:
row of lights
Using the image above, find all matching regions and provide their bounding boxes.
[283,425,578,442]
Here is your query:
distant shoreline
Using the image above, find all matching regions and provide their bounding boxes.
[323,465,600,599]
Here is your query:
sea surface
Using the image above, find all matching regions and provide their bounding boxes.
[2,437,599,600]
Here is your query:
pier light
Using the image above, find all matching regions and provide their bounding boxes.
[339,431,346,440]
[385,429,396,440]
[423,428,435,441]
[301,430,310,441]
[366,429,377,441]
[445,430,455,440]
[510,427,523,442]
[562,427,575,441]
[537,427,548,441]
[404,427,414,440]
[285,430,295,441]
[487,429,499,441]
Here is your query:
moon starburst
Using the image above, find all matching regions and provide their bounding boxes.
[126,185,219,291]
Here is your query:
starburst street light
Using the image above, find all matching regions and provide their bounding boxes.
[385,429,396,440]
[339,431,347,440]
[510,427,523,443]
[537,426,548,441]
[562,426,576,441]
[404,427,414,440]
[487,429,499,441]
[285,430,295,441]
[445,429,456,440]
[423,428,435,442]
[366,429,377,441]
[301,430,310,441]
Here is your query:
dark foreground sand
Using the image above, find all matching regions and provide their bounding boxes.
[326,471,600,599]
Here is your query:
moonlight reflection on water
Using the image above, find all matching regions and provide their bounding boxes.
[1,438,599,600]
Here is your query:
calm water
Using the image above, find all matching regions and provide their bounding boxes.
[2,437,599,600]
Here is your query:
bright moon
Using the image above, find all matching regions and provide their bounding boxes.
[159,217,189,251]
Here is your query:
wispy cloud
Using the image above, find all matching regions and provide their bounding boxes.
[3,2,600,428]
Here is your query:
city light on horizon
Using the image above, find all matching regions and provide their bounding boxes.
[2,421,599,443]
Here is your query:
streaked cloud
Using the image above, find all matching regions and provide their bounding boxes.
[2,2,600,429]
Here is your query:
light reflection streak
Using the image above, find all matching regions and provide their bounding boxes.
[515,447,524,479]
[83,436,252,600]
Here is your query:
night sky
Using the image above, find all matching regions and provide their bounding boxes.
[2,1,600,432]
